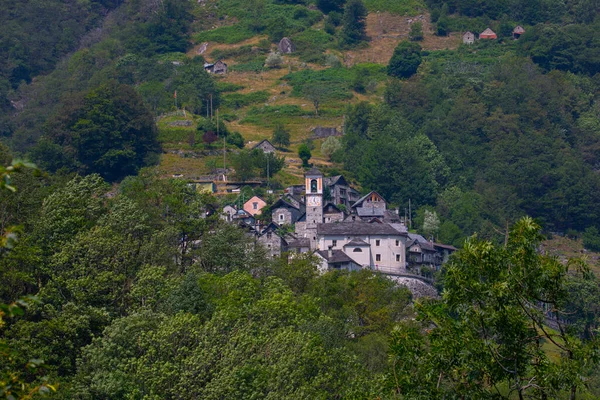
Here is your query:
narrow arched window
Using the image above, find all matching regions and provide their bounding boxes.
[310,179,318,193]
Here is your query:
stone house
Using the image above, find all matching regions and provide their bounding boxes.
[323,175,360,208]
[257,222,287,258]
[463,31,475,44]
[271,197,302,225]
[316,249,361,272]
[253,139,277,154]
[513,26,525,39]
[480,28,497,40]
[204,60,228,74]
[317,221,408,273]
[406,234,437,272]
[243,195,267,216]
[323,203,345,223]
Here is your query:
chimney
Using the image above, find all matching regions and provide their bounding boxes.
[328,245,333,259]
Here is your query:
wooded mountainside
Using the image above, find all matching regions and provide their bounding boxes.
[2,0,600,398]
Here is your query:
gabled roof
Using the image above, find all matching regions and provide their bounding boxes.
[324,175,348,187]
[323,203,343,214]
[287,238,310,248]
[318,221,407,236]
[407,233,428,243]
[272,197,299,210]
[352,191,386,208]
[305,167,322,177]
[513,26,525,34]
[480,28,497,36]
[252,139,276,150]
[408,240,436,252]
[344,238,370,247]
[317,249,359,265]
[433,242,458,251]
[357,207,385,217]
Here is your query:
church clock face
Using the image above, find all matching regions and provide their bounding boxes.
[307,195,321,207]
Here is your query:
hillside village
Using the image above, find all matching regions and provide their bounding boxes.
[219,164,456,277]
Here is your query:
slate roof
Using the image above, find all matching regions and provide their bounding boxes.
[389,223,408,234]
[513,26,525,34]
[317,249,359,265]
[287,238,310,248]
[356,207,385,217]
[407,240,436,252]
[344,238,370,246]
[407,233,429,243]
[323,203,343,214]
[351,191,385,208]
[324,175,346,187]
[433,243,458,251]
[272,197,299,210]
[306,167,322,176]
[252,139,276,152]
[317,221,407,236]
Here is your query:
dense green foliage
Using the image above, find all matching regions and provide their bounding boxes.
[387,41,422,78]
[389,218,600,398]
[346,55,600,242]
[33,82,160,181]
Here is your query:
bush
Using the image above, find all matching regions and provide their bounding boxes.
[387,41,422,79]
[583,226,600,252]
[265,52,284,68]
[409,22,423,41]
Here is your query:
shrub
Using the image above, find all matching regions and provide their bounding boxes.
[265,52,284,68]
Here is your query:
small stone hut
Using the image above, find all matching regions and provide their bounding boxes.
[462,31,475,44]
[513,26,525,39]
[204,60,228,74]
[278,37,296,54]
[253,139,276,154]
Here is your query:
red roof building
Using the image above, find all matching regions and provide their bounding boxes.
[480,28,497,40]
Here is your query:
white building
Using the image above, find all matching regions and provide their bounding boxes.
[317,221,408,274]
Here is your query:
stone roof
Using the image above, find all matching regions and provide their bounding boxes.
[352,191,385,208]
[287,238,310,248]
[344,238,370,247]
[305,166,322,176]
[389,223,408,234]
[323,203,343,214]
[407,233,428,243]
[357,207,385,217]
[324,175,344,187]
[272,197,299,210]
[407,240,436,252]
[513,26,525,34]
[317,249,358,265]
[433,242,458,251]
[318,221,407,236]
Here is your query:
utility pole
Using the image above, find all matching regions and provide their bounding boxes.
[267,153,270,191]
[408,199,412,230]
[218,109,225,182]
[210,93,213,120]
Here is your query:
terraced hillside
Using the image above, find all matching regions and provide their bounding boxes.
[156,3,461,186]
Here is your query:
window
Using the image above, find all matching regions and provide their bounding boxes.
[395,240,399,246]
[353,248,362,252]
[253,202,258,210]
[396,254,400,262]
[279,214,284,221]
[376,254,381,262]
[376,240,380,246]
[332,240,337,247]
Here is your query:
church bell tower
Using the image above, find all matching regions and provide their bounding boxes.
[305,167,323,249]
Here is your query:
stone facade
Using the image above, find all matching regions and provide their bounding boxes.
[304,168,324,248]
[324,175,360,208]
[463,31,475,44]
[253,139,276,154]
